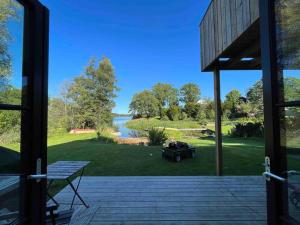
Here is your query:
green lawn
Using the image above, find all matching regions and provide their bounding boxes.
[125,118,203,130]
[47,133,265,176]
[2,132,266,195]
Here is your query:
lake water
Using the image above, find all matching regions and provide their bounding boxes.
[113,116,135,138]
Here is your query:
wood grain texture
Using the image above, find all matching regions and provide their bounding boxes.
[52,176,267,225]
[200,0,259,71]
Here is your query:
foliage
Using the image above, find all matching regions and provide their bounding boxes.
[152,83,178,118]
[148,128,168,146]
[183,102,200,119]
[283,77,300,101]
[230,122,264,138]
[223,89,242,118]
[166,105,180,121]
[48,98,69,135]
[178,111,187,121]
[129,90,159,118]
[180,83,201,104]
[65,57,119,129]
[0,0,19,84]
[125,118,201,130]
[275,0,300,68]
[0,125,20,145]
[0,85,21,104]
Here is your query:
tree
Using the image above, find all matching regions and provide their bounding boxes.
[276,0,300,68]
[67,57,119,129]
[152,83,178,118]
[283,77,300,101]
[166,105,180,121]
[246,79,264,118]
[201,99,214,120]
[180,83,201,104]
[0,0,19,84]
[223,89,242,118]
[48,98,69,134]
[184,102,201,119]
[129,90,159,118]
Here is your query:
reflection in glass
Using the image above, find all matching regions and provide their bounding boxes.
[0,176,20,224]
[275,0,300,102]
[0,110,21,172]
[0,0,24,105]
[281,107,300,221]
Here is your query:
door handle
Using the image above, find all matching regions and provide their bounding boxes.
[27,174,47,182]
[263,171,286,182]
[27,158,47,182]
[262,156,286,182]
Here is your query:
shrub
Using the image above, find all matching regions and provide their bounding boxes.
[166,105,180,121]
[0,126,20,145]
[230,122,264,138]
[179,111,187,120]
[148,128,168,146]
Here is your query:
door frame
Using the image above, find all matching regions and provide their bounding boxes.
[0,0,49,224]
[22,1,49,224]
[260,0,300,224]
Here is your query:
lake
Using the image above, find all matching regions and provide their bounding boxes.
[113,116,135,138]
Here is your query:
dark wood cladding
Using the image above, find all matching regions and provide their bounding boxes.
[200,0,259,71]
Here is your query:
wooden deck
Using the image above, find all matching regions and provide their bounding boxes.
[53,176,267,225]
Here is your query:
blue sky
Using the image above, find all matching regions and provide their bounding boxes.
[10,0,262,114]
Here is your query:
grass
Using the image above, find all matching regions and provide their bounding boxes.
[46,132,265,176]
[125,118,203,130]
[43,132,266,195]
[3,131,266,195]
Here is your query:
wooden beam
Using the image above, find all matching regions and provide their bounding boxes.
[213,69,222,176]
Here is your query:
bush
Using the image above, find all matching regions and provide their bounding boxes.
[166,105,180,121]
[230,122,264,138]
[148,128,168,146]
[179,112,187,120]
[0,126,20,145]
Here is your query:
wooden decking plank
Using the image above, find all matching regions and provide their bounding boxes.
[89,222,266,225]
[50,176,267,225]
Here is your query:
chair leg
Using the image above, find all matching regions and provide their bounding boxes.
[67,170,89,209]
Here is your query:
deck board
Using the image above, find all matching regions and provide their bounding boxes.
[53,176,267,225]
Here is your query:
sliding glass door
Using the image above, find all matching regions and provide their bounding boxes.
[0,0,49,224]
[275,0,300,224]
[260,0,300,224]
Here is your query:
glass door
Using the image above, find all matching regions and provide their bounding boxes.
[0,1,25,223]
[260,0,300,224]
[275,0,300,224]
[0,0,49,224]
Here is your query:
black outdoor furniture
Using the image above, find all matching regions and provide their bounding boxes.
[162,141,196,162]
[47,161,90,209]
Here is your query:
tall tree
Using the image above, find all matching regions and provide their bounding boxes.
[67,57,119,129]
[180,83,201,104]
[246,79,264,118]
[152,83,178,118]
[0,0,19,85]
[129,90,159,118]
[223,89,242,118]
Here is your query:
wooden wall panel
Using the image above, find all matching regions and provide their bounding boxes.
[200,0,260,71]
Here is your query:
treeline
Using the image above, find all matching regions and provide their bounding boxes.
[129,83,214,124]
[129,77,300,123]
[0,57,119,142]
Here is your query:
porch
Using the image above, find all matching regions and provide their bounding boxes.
[53,176,266,225]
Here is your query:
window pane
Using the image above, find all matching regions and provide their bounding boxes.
[275,0,300,102]
[0,0,24,105]
[280,106,300,222]
[0,109,21,223]
[0,110,20,173]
